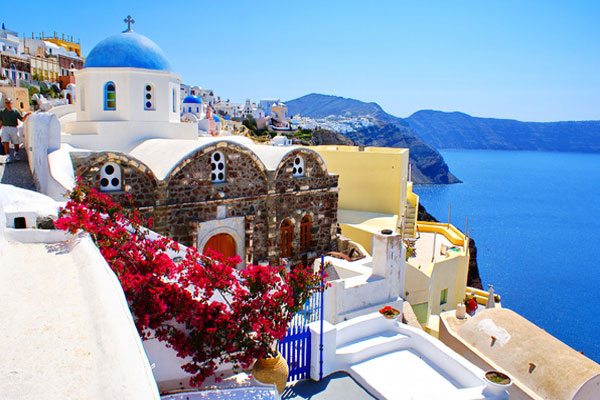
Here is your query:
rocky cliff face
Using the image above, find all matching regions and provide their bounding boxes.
[407,109,600,153]
[287,94,460,184]
[308,128,355,146]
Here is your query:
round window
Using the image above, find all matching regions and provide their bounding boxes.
[211,152,226,183]
[100,162,122,191]
[292,156,305,177]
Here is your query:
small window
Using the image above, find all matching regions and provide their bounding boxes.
[104,81,116,110]
[172,88,176,112]
[144,84,154,110]
[292,155,305,177]
[80,84,85,111]
[301,215,311,252]
[210,151,226,183]
[440,288,448,305]
[100,162,122,191]
[281,219,292,258]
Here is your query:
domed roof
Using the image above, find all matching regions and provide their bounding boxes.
[84,31,171,71]
[183,95,202,104]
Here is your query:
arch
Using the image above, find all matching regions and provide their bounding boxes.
[274,148,329,181]
[281,219,293,258]
[203,233,236,259]
[165,141,269,186]
[144,83,155,110]
[300,215,312,252]
[104,81,116,110]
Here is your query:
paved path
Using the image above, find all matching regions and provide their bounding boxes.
[282,372,375,400]
[0,149,35,191]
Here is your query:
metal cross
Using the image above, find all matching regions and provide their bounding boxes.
[124,15,135,32]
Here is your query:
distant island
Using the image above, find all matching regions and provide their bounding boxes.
[406,110,600,153]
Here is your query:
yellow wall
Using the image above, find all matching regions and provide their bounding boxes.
[428,253,469,317]
[310,146,409,216]
[45,38,82,57]
[418,221,465,247]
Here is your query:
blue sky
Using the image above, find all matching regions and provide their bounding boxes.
[10,1,600,121]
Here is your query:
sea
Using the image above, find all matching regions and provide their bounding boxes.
[414,150,600,364]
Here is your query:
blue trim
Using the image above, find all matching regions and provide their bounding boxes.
[104,81,116,111]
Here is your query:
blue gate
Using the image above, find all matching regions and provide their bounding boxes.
[279,289,323,381]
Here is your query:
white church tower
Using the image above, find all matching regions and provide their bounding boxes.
[61,17,196,152]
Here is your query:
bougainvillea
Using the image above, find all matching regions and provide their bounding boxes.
[56,181,324,386]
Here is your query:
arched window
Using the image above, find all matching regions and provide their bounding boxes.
[281,219,292,258]
[100,162,122,191]
[104,81,116,110]
[144,84,154,110]
[211,151,226,183]
[293,155,305,177]
[301,215,311,253]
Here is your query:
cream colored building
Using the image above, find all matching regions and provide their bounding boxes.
[439,308,600,400]
[311,145,470,336]
[309,145,408,253]
[30,55,59,82]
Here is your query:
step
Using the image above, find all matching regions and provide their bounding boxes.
[336,331,411,365]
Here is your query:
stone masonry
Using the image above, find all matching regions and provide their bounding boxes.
[71,142,339,266]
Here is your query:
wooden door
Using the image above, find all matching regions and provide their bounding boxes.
[203,233,236,259]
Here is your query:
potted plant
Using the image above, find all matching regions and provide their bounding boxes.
[484,370,512,396]
[379,305,401,319]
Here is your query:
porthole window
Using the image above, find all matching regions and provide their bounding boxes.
[100,162,122,191]
[144,84,154,110]
[292,155,305,177]
[211,151,226,183]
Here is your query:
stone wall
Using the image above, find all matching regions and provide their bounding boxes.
[71,145,339,266]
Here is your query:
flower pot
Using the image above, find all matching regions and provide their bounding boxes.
[252,351,289,394]
[483,370,512,398]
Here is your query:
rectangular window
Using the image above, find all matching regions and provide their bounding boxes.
[440,288,448,305]
[172,88,176,112]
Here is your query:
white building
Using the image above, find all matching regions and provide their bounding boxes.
[259,98,279,117]
[61,29,196,152]
[0,25,22,54]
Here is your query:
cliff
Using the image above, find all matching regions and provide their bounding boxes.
[287,94,460,184]
[407,110,600,153]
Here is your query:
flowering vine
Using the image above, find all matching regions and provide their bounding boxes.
[56,182,324,386]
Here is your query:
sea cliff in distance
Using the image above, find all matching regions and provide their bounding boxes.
[287,94,461,185]
[406,110,600,153]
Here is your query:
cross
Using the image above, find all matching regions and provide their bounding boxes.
[124,15,135,32]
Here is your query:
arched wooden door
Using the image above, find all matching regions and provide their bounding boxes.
[203,233,236,259]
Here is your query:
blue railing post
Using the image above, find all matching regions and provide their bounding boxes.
[319,255,325,380]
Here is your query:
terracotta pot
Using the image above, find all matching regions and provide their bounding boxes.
[252,351,289,394]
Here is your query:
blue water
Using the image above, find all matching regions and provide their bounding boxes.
[414,150,600,363]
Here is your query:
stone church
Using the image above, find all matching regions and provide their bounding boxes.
[46,26,339,266]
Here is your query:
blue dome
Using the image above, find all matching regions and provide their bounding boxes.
[84,31,171,71]
[213,115,221,122]
[183,95,202,104]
